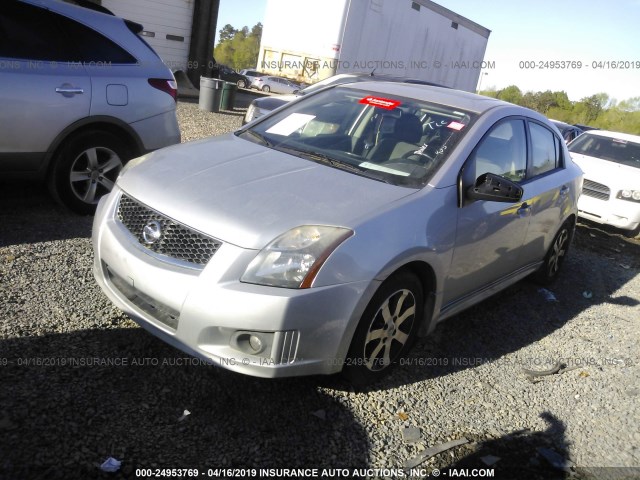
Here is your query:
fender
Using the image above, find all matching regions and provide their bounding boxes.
[41,115,146,178]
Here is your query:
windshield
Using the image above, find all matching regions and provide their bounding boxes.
[237,86,475,187]
[569,133,640,169]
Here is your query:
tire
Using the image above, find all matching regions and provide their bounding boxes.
[48,130,132,215]
[237,79,246,88]
[262,85,270,93]
[532,219,574,285]
[623,225,640,239]
[343,272,423,387]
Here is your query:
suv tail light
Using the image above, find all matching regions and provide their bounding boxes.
[148,78,178,102]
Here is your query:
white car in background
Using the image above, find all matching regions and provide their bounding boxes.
[238,69,267,88]
[569,130,640,236]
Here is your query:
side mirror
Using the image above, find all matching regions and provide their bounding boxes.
[466,172,523,203]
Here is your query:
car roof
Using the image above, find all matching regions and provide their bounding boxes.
[578,130,640,143]
[24,0,113,19]
[340,81,520,115]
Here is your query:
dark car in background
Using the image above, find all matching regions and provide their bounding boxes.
[550,120,583,144]
[213,64,250,88]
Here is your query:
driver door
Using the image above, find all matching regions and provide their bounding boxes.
[443,118,531,306]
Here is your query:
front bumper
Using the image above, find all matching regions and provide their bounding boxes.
[92,191,371,378]
[578,194,640,231]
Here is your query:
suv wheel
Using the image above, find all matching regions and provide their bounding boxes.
[49,130,132,214]
[237,79,246,88]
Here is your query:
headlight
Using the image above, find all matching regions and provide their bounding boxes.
[617,190,640,202]
[241,226,353,288]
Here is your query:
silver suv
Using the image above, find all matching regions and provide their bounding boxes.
[0,0,181,213]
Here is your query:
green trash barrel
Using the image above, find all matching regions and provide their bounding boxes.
[220,81,238,110]
[199,77,224,112]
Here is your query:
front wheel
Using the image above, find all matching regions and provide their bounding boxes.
[261,85,270,93]
[532,219,574,284]
[237,79,246,88]
[343,272,423,386]
[48,130,132,215]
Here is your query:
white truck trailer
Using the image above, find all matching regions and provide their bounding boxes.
[257,0,491,92]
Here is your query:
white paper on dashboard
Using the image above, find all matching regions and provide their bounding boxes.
[265,113,316,136]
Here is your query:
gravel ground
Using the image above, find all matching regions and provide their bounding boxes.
[0,100,639,480]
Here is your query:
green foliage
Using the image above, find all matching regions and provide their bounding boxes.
[214,22,262,70]
[480,85,640,135]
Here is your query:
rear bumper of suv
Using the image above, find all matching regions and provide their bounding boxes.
[131,110,181,152]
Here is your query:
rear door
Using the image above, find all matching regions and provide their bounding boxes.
[518,121,574,266]
[0,2,91,172]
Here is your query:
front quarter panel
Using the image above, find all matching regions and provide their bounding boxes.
[312,185,458,361]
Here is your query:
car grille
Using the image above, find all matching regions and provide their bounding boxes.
[582,179,610,201]
[117,194,221,266]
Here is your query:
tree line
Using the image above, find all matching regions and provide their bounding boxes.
[480,86,640,135]
[213,23,262,71]
[212,24,639,136]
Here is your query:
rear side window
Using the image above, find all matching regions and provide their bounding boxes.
[60,16,136,64]
[0,2,135,64]
[530,122,561,176]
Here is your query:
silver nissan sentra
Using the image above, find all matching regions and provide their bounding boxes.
[92,82,582,385]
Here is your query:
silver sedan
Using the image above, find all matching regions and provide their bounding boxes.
[252,75,301,94]
[92,82,582,385]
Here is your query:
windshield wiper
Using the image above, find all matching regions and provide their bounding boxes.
[280,148,395,184]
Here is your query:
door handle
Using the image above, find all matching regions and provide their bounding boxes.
[56,86,84,96]
[559,185,569,197]
[517,202,531,216]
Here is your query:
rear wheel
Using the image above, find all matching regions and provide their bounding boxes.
[532,219,574,284]
[48,130,132,214]
[237,79,246,88]
[261,85,270,93]
[343,272,423,386]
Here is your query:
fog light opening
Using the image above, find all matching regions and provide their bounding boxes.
[232,332,270,356]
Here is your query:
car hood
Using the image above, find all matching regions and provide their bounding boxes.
[117,134,416,249]
[570,153,640,183]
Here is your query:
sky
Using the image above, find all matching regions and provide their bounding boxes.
[215,0,640,103]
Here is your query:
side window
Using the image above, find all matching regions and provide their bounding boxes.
[0,2,135,64]
[0,3,74,61]
[469,119,527,182]
[530,122,560,176]
[57,15,137,64]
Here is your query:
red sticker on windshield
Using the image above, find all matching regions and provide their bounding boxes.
[359,96,401,110]
[447,121,465,130]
